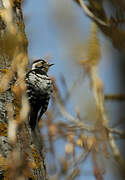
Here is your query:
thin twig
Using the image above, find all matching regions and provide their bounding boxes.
[104,94,125,101]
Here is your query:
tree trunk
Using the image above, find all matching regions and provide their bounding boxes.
[0,0,48,179]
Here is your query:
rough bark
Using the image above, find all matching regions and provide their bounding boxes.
[0,0,48,179]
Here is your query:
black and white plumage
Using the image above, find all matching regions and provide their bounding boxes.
[26,59,53,130]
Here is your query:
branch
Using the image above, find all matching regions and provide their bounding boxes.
[77,0,108,26]
[81,22,125,178]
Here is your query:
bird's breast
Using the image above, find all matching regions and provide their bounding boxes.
[27,72,53,95]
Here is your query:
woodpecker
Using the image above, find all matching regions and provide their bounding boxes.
[26,59,54,130]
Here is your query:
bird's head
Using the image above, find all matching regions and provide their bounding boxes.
[31,59,54,72]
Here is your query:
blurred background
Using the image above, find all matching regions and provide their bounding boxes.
[23,0,125,179]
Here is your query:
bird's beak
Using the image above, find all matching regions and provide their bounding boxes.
[48,63,54,67]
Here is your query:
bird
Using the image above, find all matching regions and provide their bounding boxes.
[25,59,54,130]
